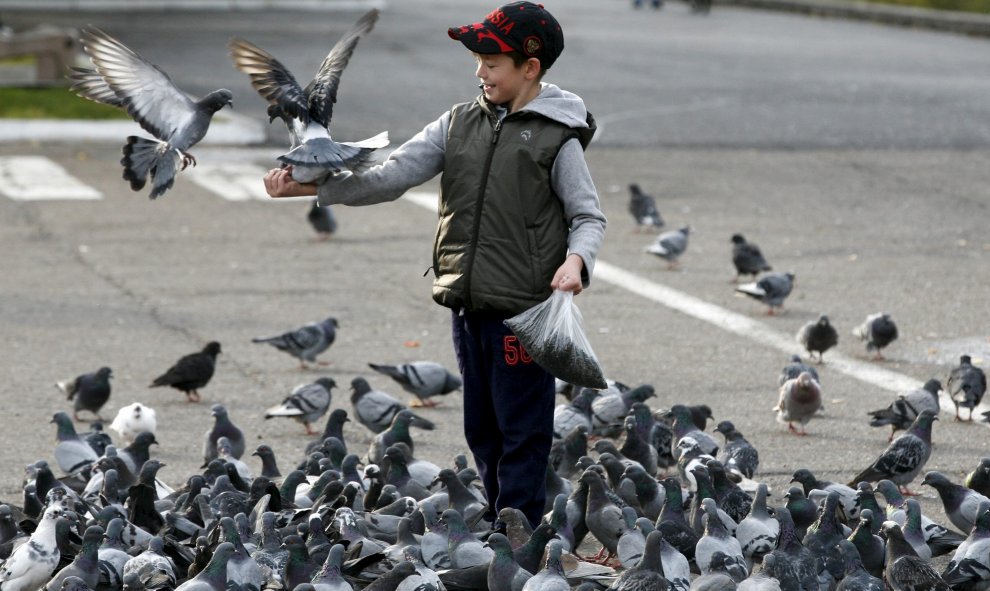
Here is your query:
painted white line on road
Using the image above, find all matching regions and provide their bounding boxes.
[0,156,102,201]
[187,163,273,201]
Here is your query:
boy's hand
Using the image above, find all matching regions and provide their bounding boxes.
[264,166,318,198]
[551,254,585,295]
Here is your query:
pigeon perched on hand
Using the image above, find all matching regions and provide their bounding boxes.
[264,377,336,435]
[71,28,232,199]
[796,314,838,363]
[947,354,986,422]
[368,361,462,407]
[730,233,772,282]
[774,371,822,436]
[252,317,337,369]
[110,402,158,444]
[849,410,937,495]
[229,9,388,184]
[735,271,795,315]
[853,312,899,360]
[149,341,221,402]
[867,378,942,441]
[645,225,690,269]
[306,200,337,240]
[55,367,112,421]
[628,183,664,231]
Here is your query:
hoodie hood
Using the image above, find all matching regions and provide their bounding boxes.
[481,82,590,130]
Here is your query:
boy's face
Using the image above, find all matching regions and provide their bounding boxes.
[474,53,536,108]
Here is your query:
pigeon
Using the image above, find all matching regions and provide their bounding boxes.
[766,507,817,591]
[834,539,883,590]
[553,387,597,440]
[228,9,388,184]
[121,536,176,591]
[71,28,232,199]
[580,469,627,563]
[941,501,990,588]
[350,377,417,434]
[368,361,462,407]
[789,468,860,521]
[368,409,435,466]
[628,183,664,231]
[867,378,942,442]
[110,403,158,444]
[923,471,990,534]
[666,404,719,459]
[264,378,336,435]
[363,562,416,591]
[774,371,822,435]
[174,541,236,591]
[44,524,104,591]
[117,431,158,475]
[735,272,795,315]
[55,367,112,421]
[853,312,898,360]
[51,411,99,475]
[0,505,63,591]
[947,354,987,422]
[965,457,990,498]
[735,483,778,562]
[645,225,690,269]
[849,410,937,495]
[149,341,221,402]
[883,522,951,591]
[591,384,655,436]
[252,317,338,369]
[848,509,886,578]
[307,200,337,240]
[695,498,747,581]
[442,509,492,568]
[730,234,772,282]
[714,420,759,479]
[795,315,838,363]
[778,354,819,386]
[202,404,246,465]
[485,532,532,591]
[521,539,569,591]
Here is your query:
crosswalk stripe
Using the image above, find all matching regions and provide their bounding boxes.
[186,163,272,201]
[0,156,102,200]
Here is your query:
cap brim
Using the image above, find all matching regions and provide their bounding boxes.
[448,23,518,54]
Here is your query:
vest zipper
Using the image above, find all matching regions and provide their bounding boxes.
[462,116,503,311]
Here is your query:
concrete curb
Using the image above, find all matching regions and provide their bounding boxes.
[721,0,990,37]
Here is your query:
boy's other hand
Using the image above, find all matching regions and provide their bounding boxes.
[551,254,585,295]
[264,166,318,198]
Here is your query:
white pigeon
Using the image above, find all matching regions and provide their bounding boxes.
[0,505,64,591]
[110,402,158,443]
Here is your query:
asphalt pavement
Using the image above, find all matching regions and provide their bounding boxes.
[0,0,988,543]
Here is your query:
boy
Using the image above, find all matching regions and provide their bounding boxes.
[264,1,606,528]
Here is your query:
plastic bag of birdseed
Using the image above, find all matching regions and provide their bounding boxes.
[504,289,607,389]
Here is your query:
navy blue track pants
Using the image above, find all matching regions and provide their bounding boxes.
[451,308,556,528]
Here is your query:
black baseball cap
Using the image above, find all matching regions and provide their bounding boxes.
[448,2,564,70]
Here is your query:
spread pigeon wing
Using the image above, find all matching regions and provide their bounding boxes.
[80,27,197,145]
[305,8,380,128]
[228,38,309,122]
[68,66,126,108]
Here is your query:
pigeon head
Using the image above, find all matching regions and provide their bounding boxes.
[202,89,233,113]
[60,578,92,591]
[817,314,831,326]
[350,377,371,395]
[97,367,113,379]
[629,183,641,194]
[322,317,339,329]
[315,377,337,391]
[790,468,816,489]
[203,341,222,356]
[714,420,736,436]
[731,233,745,244]
[132,431,158,448]
[210,404,228,418]
[253,444,275,458]
[921,471,952,491]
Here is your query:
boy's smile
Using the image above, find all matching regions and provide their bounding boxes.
[474,53,540,113]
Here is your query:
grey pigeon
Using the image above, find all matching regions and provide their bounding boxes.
[789,468,860,521]
[149,341,221,402]
[735,271,795,315]
[666,404,719,459]
[645,225,690,269]
[117,431,158,475]
[228,9,388,184]
[628,183,664,231]
[730,233,772,282]
[591,384,655,436]
[362,561,416,591]
[55,367,112,421]
[51,411,99,476]
[941,501,990,588]
[58,577,96,591]
[202,404,246,465]
[0,505,63,591]
[774,371,822,435]
[368,409,435,465]
[695,498,747,581]
[795,314,838,363]
[553,387,597,439]
[121,536,175,591]
[848,509,886,579]
[486,532,532,591]
[965,457,990,498]
[97,518,130,590]
[521,539,569,591]
[778,354,819,386]
[607,530,669,591]
[834,539,883,590]
[442,509,493,568]
[735,483,777,562]
[947,354,987,422]
[853,312,899,360]
[252,317,338,369]
[580,469,627,562]
[308,543,347,591]
[175,541,236,591]
[714,421,759,479]
[868,378,942,441]
[922,471,990,534]
[883,522,950,591]
[368,361,462,407]
[307,200,337,239]
[616,507,647,568]
[765,507,817,591]
[849,410,937,495]
[396,546,443,591]
[45,524,104,591]
[264,377,336,434]
[72,28,232,199]
[350,377,409,434]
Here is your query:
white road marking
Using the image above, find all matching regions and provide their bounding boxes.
[0,156,102,200]
[187,163,273,201]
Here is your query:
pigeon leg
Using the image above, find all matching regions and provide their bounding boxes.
[788,423,807,436]
[899,486,921,496]
[316,361,332,366]
[186,390,201,403]
[73,411,82,422]
[303,422,317,436]
[179,151,197,170]
[298,360,309,370]
[766,308,776,316]
[888,427,896,442]
[873,351,885,361]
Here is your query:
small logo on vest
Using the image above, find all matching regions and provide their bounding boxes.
[519,129,532,142]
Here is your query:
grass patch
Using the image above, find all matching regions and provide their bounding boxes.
[862,0,990,12]
[0,87,130,119]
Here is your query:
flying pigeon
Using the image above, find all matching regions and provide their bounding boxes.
[645,225,690,269]
[849,410,937,495]
[306,200,337,240]
[70,28,232,199]
[109,402,158,444]
[55,366,112,421]
[367,361,462,407]
[867,378,941,441]
[796,314,838,363]
[228,9,388,184]
[252,317,337,369]
[149,341,221,402]
[735,271,795,315]
[263,377,336,434]
[202,404,245,465]
[853,312,899,360]
[947,354,986,422]
[730,233,772,282]
[628,183,664,231]
[774,371,822,436]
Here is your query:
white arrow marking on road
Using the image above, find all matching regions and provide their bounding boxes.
[0,156,102,200]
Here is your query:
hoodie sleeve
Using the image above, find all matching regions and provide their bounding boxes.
[316,112,449,206]
[552,138,607,286]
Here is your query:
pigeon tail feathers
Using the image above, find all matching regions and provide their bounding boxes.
[121,136,181,199]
